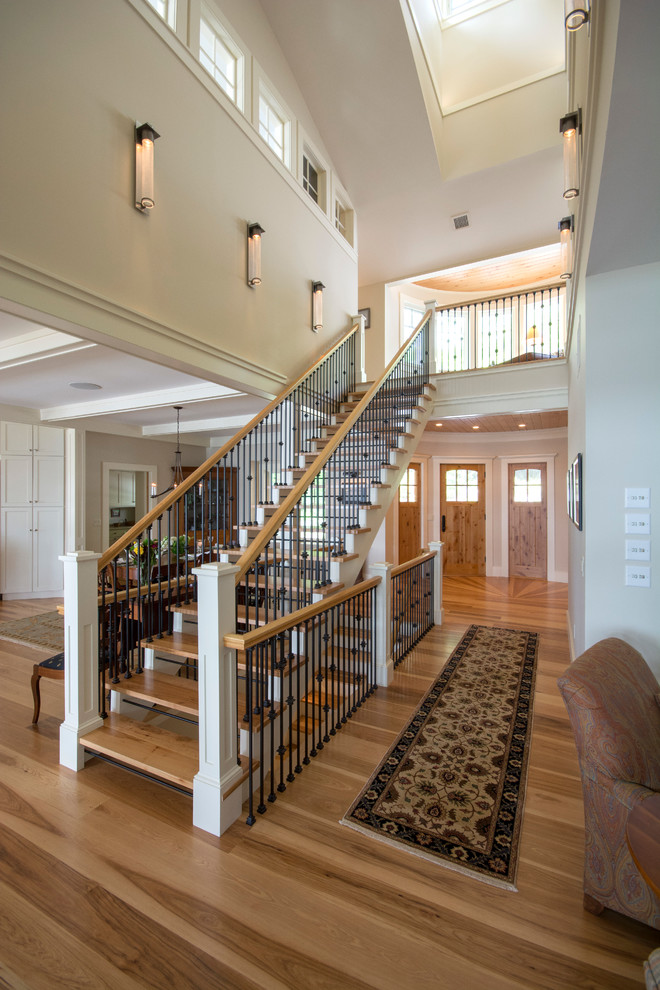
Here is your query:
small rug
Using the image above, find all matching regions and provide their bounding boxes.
[0,611,64,653]
[341,624,539,890]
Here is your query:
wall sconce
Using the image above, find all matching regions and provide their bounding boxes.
[560,110,581,199]
[564,0,589,30]
[312,281,325,332]
[559,217,574,280]
[135,123,160,212]
[247,223,265,287]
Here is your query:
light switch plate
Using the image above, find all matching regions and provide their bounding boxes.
[625,565,651,587]
[624,487,650,508]
[625,539,651,561]
[625,513,651,534]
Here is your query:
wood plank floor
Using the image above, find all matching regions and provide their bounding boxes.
[0,579,657,989]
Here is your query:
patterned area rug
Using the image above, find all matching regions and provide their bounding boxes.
[341,624,539,890]
[0,611,64,653]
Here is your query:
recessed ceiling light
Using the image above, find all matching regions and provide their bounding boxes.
[518,422,526,428]
[69,382,102,390]
[472,424,480,430]
[436,422,443,427]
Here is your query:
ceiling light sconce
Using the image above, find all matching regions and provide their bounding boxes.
[560,109,581,199]
[559,216,574,280]
[247,223,265,287]
[312,281,325,332]
[135,123,160,212]
[564,0,589,31]
[150,406,185,498]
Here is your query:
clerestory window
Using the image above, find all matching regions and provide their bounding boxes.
[200,14,244,110]
[145,0,176,30]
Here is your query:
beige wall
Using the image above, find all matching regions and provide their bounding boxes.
[0,0,357,396]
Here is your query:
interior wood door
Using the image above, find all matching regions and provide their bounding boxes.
[508,463,547,578]
[440,464,485,575]
[398,462,422,564]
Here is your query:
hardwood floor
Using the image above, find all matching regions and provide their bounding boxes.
[0,581,656,989]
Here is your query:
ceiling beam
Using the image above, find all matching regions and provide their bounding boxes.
[39,383,245,422]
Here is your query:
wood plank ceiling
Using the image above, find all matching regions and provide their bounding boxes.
[428,410,568,433]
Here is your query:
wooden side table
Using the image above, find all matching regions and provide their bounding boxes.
[626,792,660,897]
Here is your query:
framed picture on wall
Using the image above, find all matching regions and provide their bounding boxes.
[567,453,583,530]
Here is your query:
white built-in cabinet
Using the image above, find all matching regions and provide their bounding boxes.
[108,470,136,508]
[0,422,65,596]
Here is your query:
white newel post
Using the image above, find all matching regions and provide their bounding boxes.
[367,563,393,687]
[192,561,244,837]
[428,541,444,626]
[59,550,103,771]
[424,299,438,375]
[351,312,367,383]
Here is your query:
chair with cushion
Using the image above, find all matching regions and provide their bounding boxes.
[31,652,65,723]
[557,637,660,929]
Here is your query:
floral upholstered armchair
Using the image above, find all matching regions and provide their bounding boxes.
[557,637,660,929]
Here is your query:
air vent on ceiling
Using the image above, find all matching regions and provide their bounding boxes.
[452,212,470,230]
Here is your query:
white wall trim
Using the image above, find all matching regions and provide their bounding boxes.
[432,455,495,576]
[498,454,560,582]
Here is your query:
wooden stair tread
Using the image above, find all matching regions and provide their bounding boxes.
[80,712,198,792]
[141,630,199,660]
[111,669,198,716]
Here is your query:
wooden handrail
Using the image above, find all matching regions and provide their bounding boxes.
[233,309,434,584]
[98,321,360,572]
[224,576,381,652]
[390,549,436,580]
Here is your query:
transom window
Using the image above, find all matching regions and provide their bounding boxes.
[445,468,479,502]
[513,468,543,503]
[399,466,419,504]
[145,0,176,30]
[303,155,319,204]
[200,16,243,109]
[259,88,288,164]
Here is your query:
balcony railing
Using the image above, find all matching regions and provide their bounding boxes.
[436,285,566,373]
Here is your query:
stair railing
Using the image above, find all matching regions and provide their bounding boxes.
[96,322,360,682]
[390,550,435,667]
[233,311,432,630]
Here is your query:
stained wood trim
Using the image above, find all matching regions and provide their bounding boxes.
[98,322,360,572]
[390,550,436,579]
[224,576,381,652]
[234,311,433,583]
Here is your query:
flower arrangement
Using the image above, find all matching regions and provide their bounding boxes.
[160,535,189,557]
[129,538,159,583]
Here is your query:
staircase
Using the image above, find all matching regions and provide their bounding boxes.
[70,313,436,826]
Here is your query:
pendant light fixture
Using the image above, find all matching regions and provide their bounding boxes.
[312,280,325,332]
[150,406,185,498]
[247,222,265,286]
[560,110,581,199]
[559,217,574,280]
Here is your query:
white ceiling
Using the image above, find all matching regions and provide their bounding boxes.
[0,0,569,440]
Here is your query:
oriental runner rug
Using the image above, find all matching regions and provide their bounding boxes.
[341,624,539,890]
[0,611,64,653]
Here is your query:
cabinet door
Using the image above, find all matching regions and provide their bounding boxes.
[1,421,33,455]
[33,425,64,455]
[33,455,64,506]
[119,471,136,506]
[32,506,64,592]
[1,456,32,505]
[0,506,33,593]
[109,470,121,507]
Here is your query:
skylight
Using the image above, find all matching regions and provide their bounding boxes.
[438,0,511,28]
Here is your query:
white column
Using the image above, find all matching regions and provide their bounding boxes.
[424,299,438,375]
[428,541,444,626]
[192,561,244,837]
[351,312,367,383]
[59,550,103,771]
[366,562,393,686]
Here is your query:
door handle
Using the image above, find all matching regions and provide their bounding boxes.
[441,515,446,532]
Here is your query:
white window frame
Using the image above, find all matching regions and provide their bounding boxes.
[331,176,355,248]
[199,7,245,112]
[436,0,510,28]
[255,74,292,170]
[145,0,177,31]
[399,293,426,347]
[298,132,328,214]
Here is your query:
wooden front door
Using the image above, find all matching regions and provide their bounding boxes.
[440,464,485,575]
[508,463,547,578]
[398,462,422,564]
